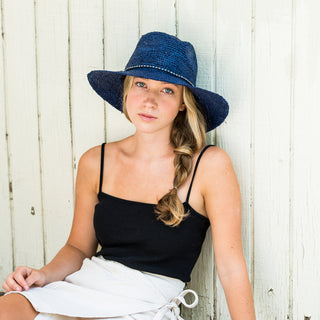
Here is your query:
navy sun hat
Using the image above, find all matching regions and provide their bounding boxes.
[87,31,229,132]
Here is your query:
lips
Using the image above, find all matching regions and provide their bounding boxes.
[138,113,158,121]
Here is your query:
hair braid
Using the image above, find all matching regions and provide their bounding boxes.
[122,76,206,227]
[155,87,206,227]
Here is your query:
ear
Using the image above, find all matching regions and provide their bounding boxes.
[179,102,186,111]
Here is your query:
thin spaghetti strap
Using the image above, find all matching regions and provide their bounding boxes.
[185,145,214,204]
[98,142,106,194]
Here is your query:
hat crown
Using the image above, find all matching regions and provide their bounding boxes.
[125,32,198,87]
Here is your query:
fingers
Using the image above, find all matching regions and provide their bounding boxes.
[2,274,23,292]
[25,269,45,288]
[13,268,30,290]
[2,266,32,292]
[2,266,47,293]
[2,281,11,293]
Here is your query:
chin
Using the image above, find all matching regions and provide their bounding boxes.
[134,124,167,135]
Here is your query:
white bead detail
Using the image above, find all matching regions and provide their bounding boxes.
[125,64,195,87]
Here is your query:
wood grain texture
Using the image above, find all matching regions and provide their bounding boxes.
[215,0,253,318]
[104,0,137,142]
[184,230,214,320]
[0,0,13,285]
[0,1,319,319]
[2,0,44,269]
[253,0,292,318]
[69,0,105,162]
[292,0,320,318]
[35,0,73,264]
[139,0,176,35]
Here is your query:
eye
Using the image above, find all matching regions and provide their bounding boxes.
[135,81,146,88]
[163,88,174,94]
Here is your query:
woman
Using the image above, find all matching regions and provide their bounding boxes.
[0,32,255,319]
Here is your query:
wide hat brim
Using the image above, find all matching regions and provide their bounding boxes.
[87,67,229,132]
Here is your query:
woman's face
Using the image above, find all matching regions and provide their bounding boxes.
[125,77,185,134]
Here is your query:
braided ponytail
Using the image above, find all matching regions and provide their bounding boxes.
[155,87,206,227]
[122,76,206,227]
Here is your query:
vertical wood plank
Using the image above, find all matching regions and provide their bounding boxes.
[0,0,13,285]
[1,2,320,318]
[2,0,44,268]
[177,1,215,318]
[35,0,73,263]
[139,0,176,35]
[215,0,253,318]
[253,1,292,318]
[104,0,138,142]
[69,0,105,165]
[292,0,320,318]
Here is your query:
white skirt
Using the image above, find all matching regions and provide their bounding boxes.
[7,256,198,320]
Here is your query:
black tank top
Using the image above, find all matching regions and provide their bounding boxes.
[94,143,211,282]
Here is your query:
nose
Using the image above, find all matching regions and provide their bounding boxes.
[143,90,158,109]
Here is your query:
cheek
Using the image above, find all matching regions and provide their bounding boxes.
[161,97,182,117]
[126,91,138,106]
[125,92,139,116]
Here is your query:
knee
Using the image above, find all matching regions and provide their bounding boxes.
[0,293,37,320]
[0,295,12,320]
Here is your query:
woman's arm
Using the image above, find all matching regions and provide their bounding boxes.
[41,146,100,283]
[201,147,255,320]
[2,146,100,292]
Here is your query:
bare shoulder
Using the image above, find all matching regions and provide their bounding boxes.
[201,145,232,163]
[78,141,119,169]
[78,145,101,168]
[197,146,240,210]
[77,141,126,183]
[198,145,235,178]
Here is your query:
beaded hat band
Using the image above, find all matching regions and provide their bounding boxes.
[87,31,229,132]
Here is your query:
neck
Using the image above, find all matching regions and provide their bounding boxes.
[128,131,174,160]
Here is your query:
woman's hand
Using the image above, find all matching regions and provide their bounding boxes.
[2,266,47,293]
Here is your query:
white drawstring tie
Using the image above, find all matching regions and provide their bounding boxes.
[153,289,199,320]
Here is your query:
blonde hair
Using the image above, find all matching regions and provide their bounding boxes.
[122,76,206,227]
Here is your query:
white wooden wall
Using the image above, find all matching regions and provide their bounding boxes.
[0,1,319,319]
